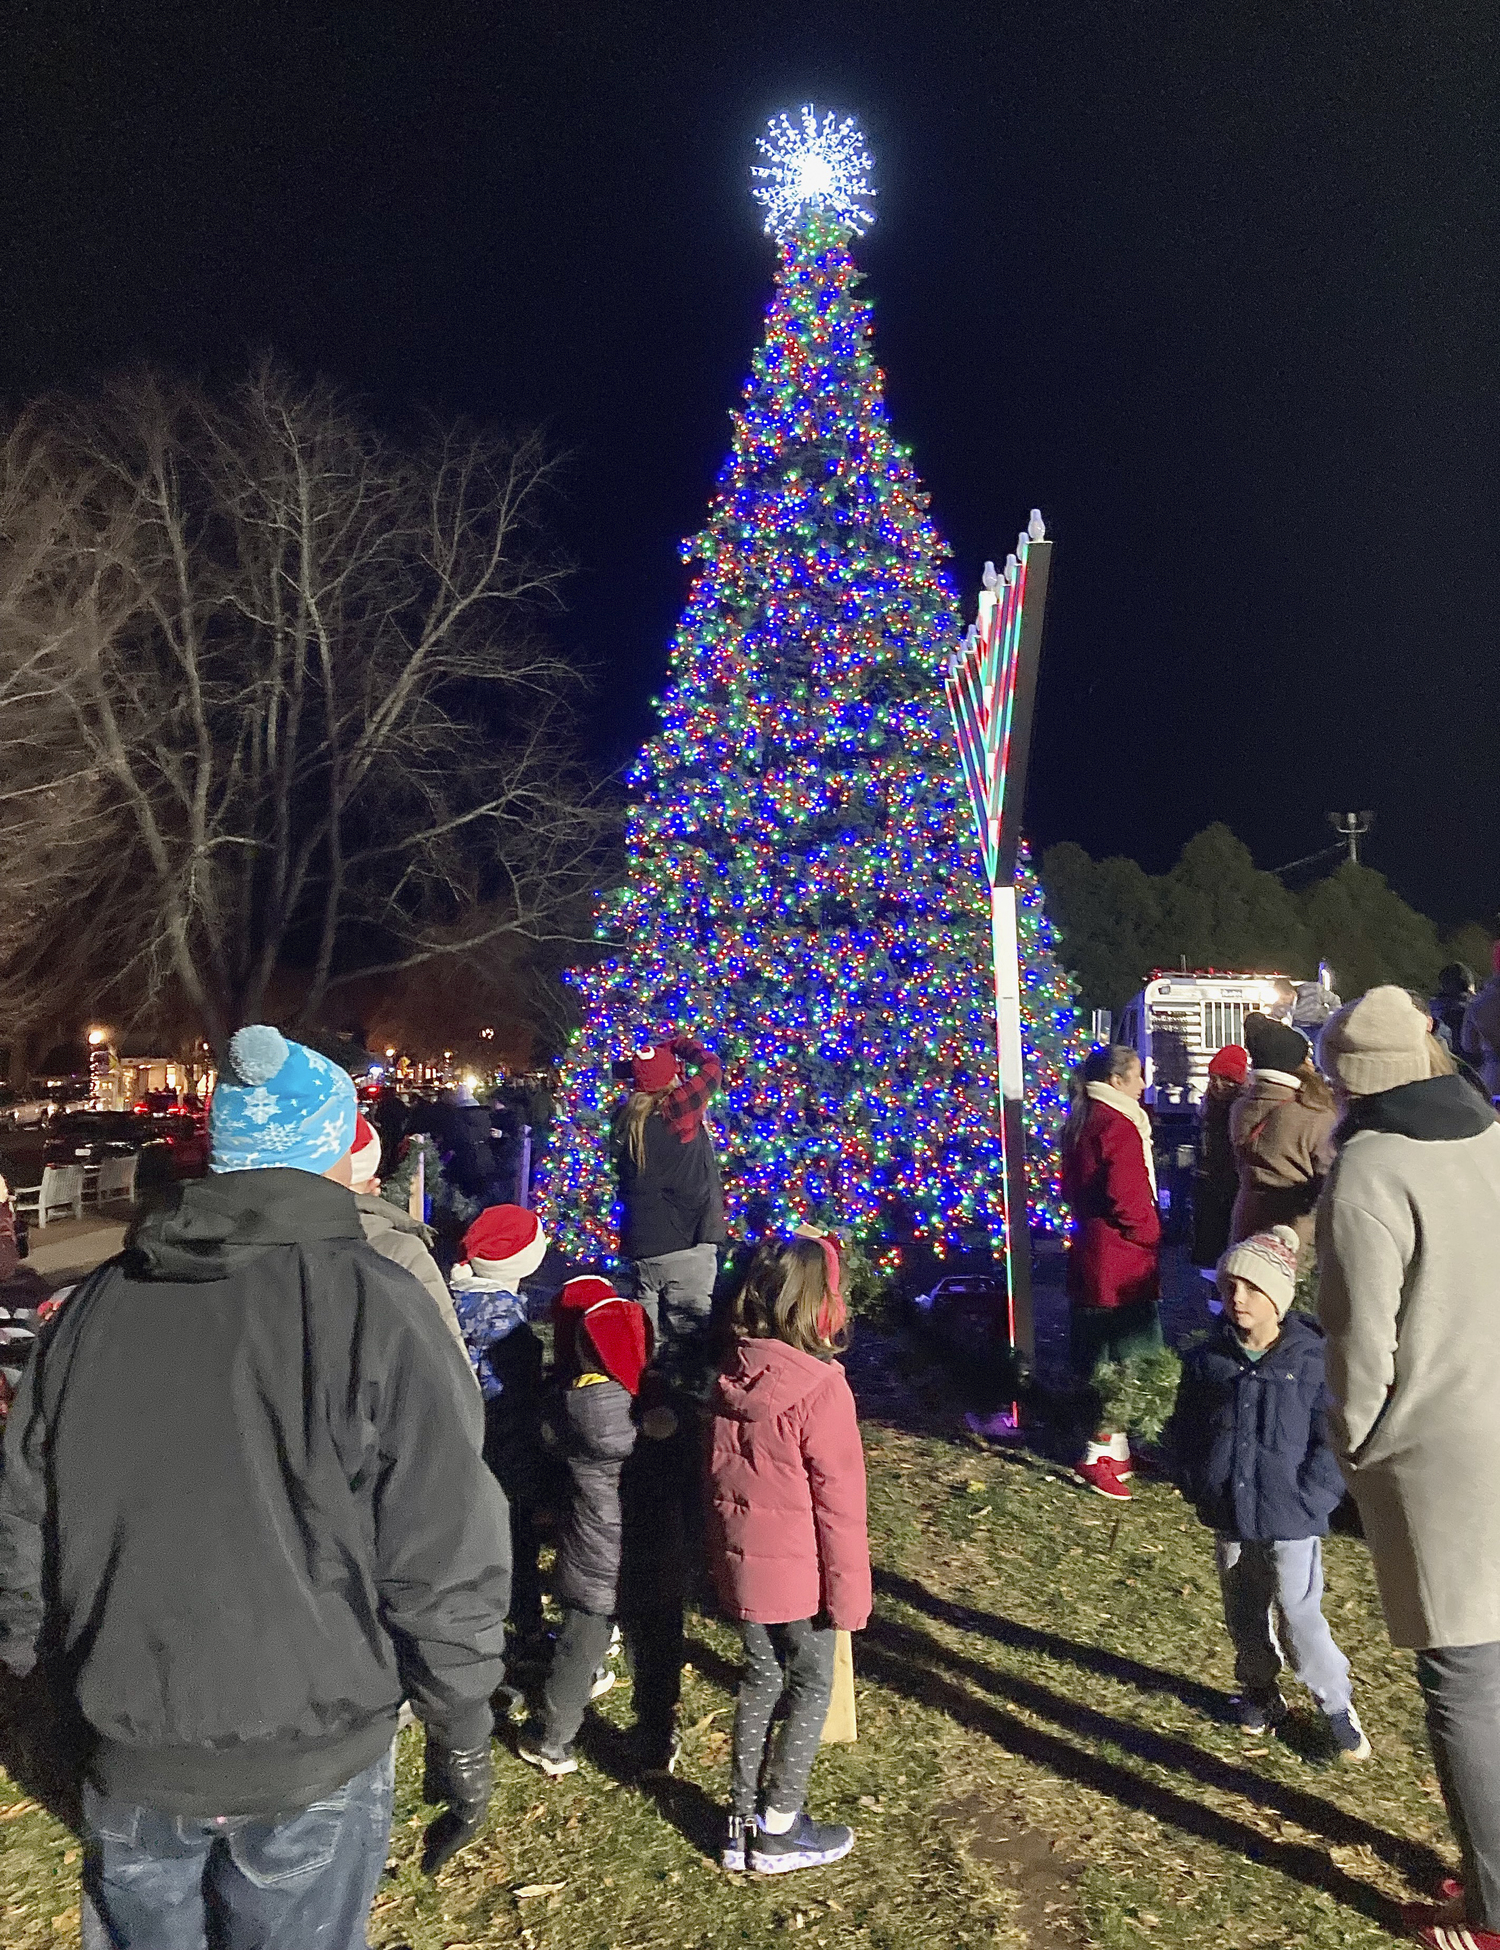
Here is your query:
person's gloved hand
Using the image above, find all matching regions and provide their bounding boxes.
[420,1735,493,1876]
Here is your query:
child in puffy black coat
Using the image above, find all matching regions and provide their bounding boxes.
[517,1276,685,1778]
[1167,1225,1369,1759]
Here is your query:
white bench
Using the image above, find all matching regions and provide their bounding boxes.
[12,1163,86,1227]
[95,1153,139,1206]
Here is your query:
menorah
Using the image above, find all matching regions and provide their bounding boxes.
[944,510,1053,1369]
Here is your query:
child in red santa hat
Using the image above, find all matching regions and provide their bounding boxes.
[450,1205,552,1659]
[518,1275,686,1779]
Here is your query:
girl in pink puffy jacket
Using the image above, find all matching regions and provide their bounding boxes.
[706,1235,871,1877]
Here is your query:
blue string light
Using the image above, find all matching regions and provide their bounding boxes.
[538,165,1081,1265]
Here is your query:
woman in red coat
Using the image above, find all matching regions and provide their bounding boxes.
[1060,1045,1163,1500]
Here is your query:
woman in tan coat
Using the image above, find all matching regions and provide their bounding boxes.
[1317,987,1500,1943]
[1229,1015,1338,1256]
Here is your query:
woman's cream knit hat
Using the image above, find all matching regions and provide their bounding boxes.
[1317,985,1431,1096]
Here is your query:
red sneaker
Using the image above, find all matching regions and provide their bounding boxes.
[1076,1456,1131,1501]
[1413,1926,1500,1949]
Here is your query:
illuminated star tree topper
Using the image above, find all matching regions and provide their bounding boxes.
[751,105,875,239]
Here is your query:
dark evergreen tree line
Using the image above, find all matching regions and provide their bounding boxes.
[1042,823,1493,1015]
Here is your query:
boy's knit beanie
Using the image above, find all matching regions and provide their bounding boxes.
[1217,1225,1300,1320]
[1317,985,1431,1096]
[209,1026,357,1175]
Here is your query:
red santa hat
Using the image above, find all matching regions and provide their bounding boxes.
[350,1113,382,1186]
[629,1036,679,1093]
[576,1296,651,1398]
[460,1204,548,1283]
[550,1276,651,1396]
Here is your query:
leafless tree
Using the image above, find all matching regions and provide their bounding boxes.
[0,361,608,1054]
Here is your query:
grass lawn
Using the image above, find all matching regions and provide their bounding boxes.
[0,1325,1451,1949]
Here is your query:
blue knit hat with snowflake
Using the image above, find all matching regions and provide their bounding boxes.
[209,1025,358,1175]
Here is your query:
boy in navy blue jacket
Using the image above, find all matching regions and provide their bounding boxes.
[1168,1225,1372,1760]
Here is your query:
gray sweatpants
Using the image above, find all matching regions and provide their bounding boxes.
[1215,1536,1352,1714]
[731,1619,837,1819]
[630,1243,718,1397]
[1417,1643,1500,1931]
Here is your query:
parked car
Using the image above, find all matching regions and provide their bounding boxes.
[909,1270,1031,1389]
[40,1113,177,1200]
[45,1111,157,1167]
[151,1109,209,1177]
[0,1087,71,1129]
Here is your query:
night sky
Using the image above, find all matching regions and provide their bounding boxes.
[5,1,1496,922]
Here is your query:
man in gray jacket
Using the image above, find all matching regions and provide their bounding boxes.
[1317,987,1500,1946]
[0,1028,511,1949]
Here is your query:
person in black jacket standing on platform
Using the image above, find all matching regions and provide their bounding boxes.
[0,1026,513,1950]
[611,1031,727,1402]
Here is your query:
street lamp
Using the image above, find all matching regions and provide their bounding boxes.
[1327,811,1375,865]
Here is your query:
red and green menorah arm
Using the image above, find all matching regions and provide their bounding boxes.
[943,512,1054,1370]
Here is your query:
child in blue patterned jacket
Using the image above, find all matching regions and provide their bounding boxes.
[449,1206,550,1657]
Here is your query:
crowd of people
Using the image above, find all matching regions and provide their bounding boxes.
[1057,972,1500,1950]
[2,959,1500,1948]
[0,1023,868,1948]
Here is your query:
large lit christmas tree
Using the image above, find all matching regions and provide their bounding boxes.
[541,109,1080,1261]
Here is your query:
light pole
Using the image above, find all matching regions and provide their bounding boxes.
[1327,811,1375,865]
[943,510,1054,1380]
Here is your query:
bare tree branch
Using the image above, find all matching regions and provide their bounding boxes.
[0,361,611,1053]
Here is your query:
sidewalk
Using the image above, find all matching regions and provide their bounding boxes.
[23,1212,128,1289]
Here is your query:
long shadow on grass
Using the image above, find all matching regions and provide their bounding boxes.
[876,1567,1223,1715]
[860,1609,1444,1926]
[570,1716,726,1860]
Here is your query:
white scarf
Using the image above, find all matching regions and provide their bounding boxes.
[1251,1067,1303,1092]
[1086,1080,1158,1196]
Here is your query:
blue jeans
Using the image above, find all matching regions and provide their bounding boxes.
[1215,1535,1352,1715]
[81,1744,395,1950]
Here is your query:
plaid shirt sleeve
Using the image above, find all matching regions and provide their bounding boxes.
[659,1037,722,1143]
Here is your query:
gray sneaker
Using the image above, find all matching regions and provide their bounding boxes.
[1230,1689,1288,1735]
[749,1812,855,1875]
[1326,1705,1372,1762]
[517,1728,578,1777]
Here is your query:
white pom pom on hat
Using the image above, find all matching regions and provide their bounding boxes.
[209,1025,357,1175]
[227,1024,290,1087]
